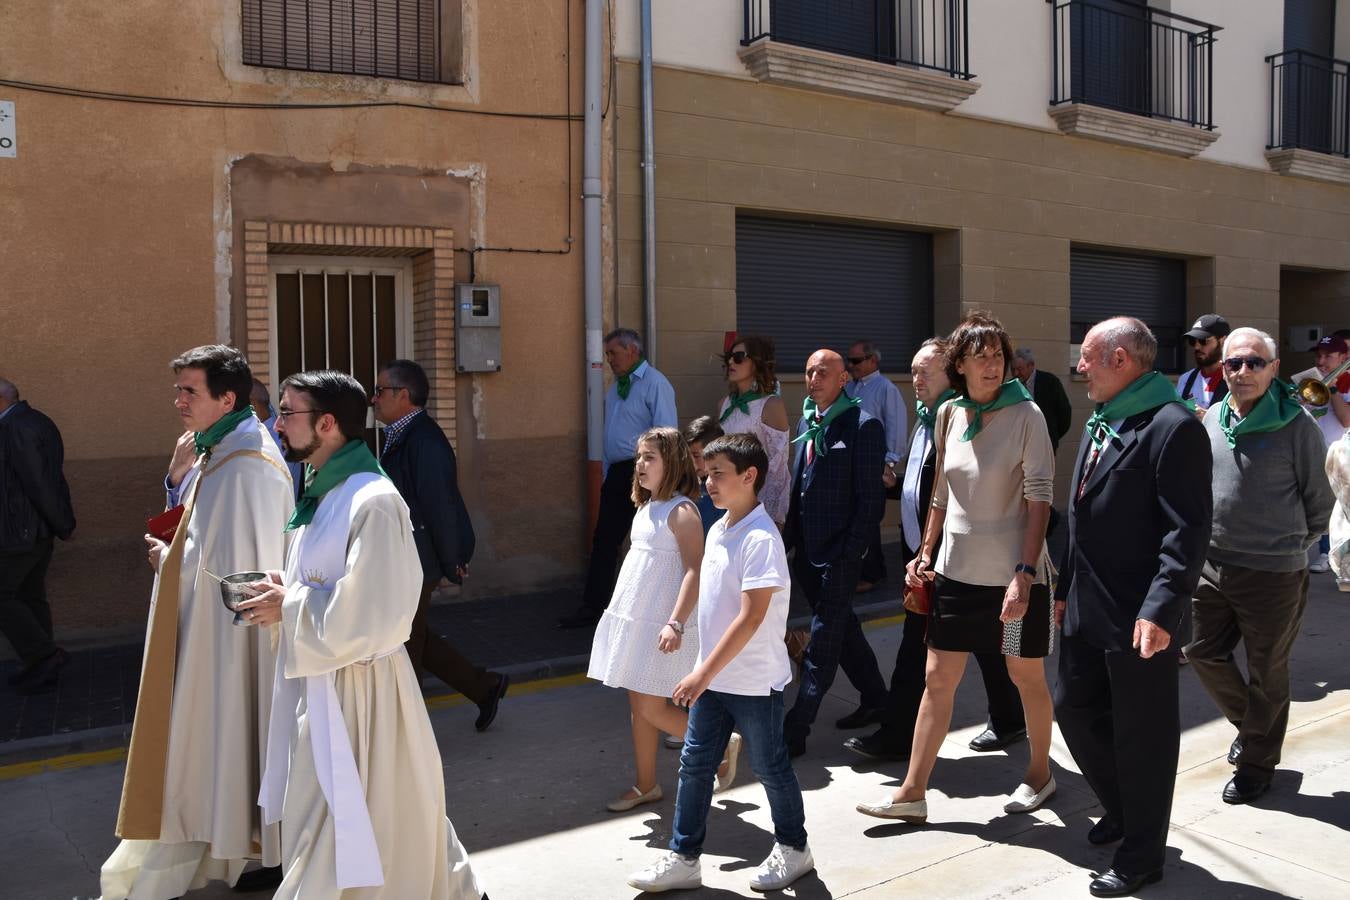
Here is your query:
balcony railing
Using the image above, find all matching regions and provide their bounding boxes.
[742,0,973,80]
[1267,50,1350,158]
[1051,0,1218,130]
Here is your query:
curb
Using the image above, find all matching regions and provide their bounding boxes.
[0,598,904,775]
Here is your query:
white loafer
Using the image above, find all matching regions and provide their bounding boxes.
[606,783,663,813]
[715,733,742,793]
[1004,775,1057,814]
[855,795,928,822]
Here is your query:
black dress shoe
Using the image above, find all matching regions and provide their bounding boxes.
[1226,735,1243,766]
[968,726,1026,752]
[1087,815,1124,846]
[843,733,908,762]
[232,865,283,892]
[1222,770,1271,805]
[557,609,600,630]
[835,706,884,730]
[1089,868,1162,897]
[17,647,69,695]
[475,673,510,732]
[786,735,807,759]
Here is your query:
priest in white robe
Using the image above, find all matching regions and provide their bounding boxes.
[102,345,294,899]
[241,369,483,900]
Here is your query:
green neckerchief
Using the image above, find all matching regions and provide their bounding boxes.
[1084,371,1181,451]
[915,388,957,431]
[194,407,256,458]
[951,379,1031,442]
[1219,380,1304,449]
[616,358,646,401]
[286,439,387,531]
[791,392,862,459]
[720,389,768,422]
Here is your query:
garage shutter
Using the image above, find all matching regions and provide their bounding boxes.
[736,216,933,374]
[1070,248,1187,373]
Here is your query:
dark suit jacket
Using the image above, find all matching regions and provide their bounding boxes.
[784,405,886,567]
[1030,369,1073,450]
[1056,401,1211,651]
[381,411,475,585]
[0,402,76,553]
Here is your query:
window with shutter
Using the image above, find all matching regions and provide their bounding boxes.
[1070,248,1187,373]
[241,0,458,85]
[735,216,933,374]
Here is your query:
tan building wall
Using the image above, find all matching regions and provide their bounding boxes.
[610,61,1350,503]
[0,1,594,640]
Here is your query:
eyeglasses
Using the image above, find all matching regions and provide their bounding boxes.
[847,355,871,365]
[371,385,404,397]
[276,408,324,419]
[723,350,749,365]
[1223,356,1269,373]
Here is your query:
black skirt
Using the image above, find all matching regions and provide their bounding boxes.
[927,574,1053,659]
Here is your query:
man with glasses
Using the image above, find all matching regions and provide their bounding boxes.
[102,345,294,899]
[1177,314,1231,415]
[1186,328,1333,807]
[371,359,508,732]
[845,341,906,593]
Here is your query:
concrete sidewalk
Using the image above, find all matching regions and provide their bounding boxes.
[1,571,1346,899]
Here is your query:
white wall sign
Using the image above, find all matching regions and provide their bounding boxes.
[0,102,14,158]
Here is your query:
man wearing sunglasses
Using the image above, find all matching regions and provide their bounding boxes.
[1176,314,1230,415]
[1186,328,1333,808]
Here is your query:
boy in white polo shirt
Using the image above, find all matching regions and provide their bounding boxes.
[628,433,812,894]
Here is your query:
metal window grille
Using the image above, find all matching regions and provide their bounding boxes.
[242,0,444,84]
[1267,50,1350,158]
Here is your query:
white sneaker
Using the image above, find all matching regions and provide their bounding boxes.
[749,842,814,892]
[1310,553,1331,574]
[628,852,701,892]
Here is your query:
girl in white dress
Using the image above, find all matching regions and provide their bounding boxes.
[588,427,739,811]
[718,336,791,525]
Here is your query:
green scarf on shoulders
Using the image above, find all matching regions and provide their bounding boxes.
[194,408,256,458]
[1218,380,1304,449]
[286,439,387,531]
[616,359,646,401]
[791,393,862,459]
[915,388,957,431]
[1083,371,1182,451]
[950,379,1031,441]
[720,390,767,422]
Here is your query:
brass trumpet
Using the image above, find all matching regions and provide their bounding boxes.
[1297,358,1350,407]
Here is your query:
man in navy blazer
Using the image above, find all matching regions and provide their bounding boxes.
[1055,318,1212,898]
[782,350,889,758]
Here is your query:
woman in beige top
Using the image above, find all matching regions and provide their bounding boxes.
[857,312,1057,824]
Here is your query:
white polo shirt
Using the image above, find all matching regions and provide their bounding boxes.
[698,502,792,696]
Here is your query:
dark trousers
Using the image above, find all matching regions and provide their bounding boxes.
[1055,632,1180,876]
[1186,561,1309,773]
[859,514,886,585]
[0,539,57,666]
[784,550,888,741]
[405,582,496,704]
[580,459,637,613]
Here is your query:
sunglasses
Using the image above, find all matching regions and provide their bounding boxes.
[1186,337,1213,347]
[847,355,871,365]
[1223,356,1269,373]
[723,350,750,365]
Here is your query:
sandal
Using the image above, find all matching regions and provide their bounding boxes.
[606,783,663,812]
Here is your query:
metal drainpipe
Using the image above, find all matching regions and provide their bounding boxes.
[640,0,657,364]
[583,0,605,528]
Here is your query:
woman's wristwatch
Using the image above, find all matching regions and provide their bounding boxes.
[666,620,685,634]
[1014,563,1037,578]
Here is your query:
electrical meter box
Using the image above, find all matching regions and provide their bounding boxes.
[456,283,502,372]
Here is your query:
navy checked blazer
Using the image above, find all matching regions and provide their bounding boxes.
[784,404,887,567]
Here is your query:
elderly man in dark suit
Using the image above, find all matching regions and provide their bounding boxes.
[782,349,889,758]
[1055,317,1212,898]
[1012,347,1072,452]
[0,377,75,694]
[373,359,508,732]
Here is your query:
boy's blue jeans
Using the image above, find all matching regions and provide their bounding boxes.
[670,688,808,857]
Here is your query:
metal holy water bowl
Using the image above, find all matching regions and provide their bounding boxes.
[219,571,268,626]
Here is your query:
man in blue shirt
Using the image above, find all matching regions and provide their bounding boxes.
[559,329,678,629]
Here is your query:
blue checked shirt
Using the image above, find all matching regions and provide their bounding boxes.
[380,407,424,458]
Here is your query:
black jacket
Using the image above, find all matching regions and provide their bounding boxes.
[0,402,76,552]
[784,405,886,567]
[1056,401,1211,651]
[380,412,475,585]
[1030,369,1073,451]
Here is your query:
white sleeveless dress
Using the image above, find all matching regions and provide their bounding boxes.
[718,395,790,525]
[587,496,700,696]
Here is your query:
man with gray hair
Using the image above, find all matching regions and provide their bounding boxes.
[560,329,677,629]
[1054,317,1211,897]
[1186,327,1332,806]
[0,377,75,694]
[1012,347,1073,452]
[845,340,906,591]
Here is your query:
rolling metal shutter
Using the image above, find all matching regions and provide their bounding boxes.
[736,216,932,374]
[1281,0,1337,152]
[1070,248,1187,372]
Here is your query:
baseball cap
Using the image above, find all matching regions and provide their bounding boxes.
[1184,314,1231,341]
[1311,335,1349,354]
